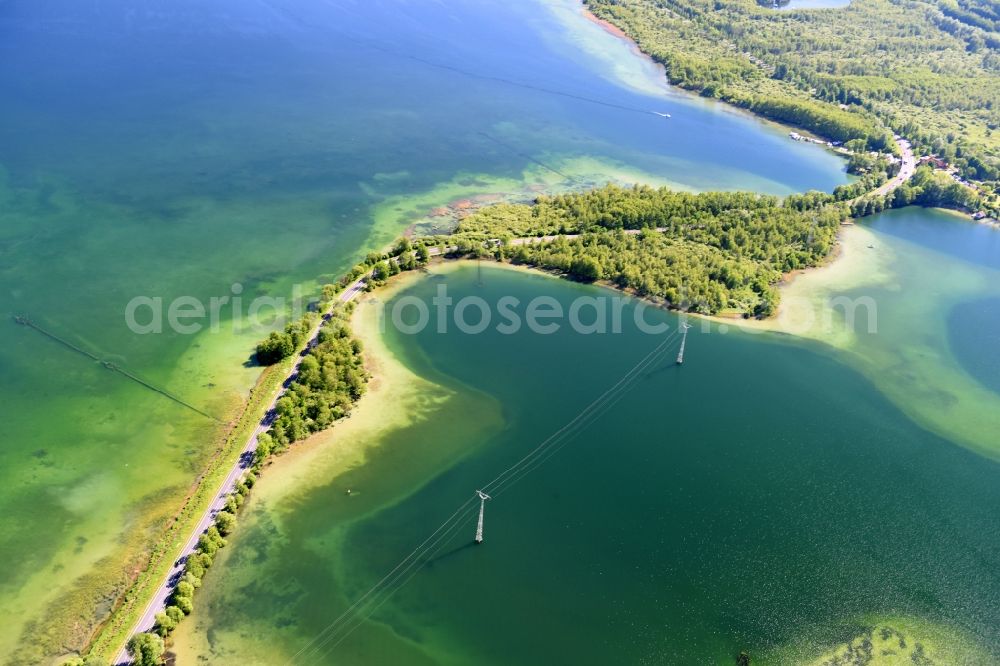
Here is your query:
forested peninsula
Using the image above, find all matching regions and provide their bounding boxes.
[585,0,1000,217]
[444,185,845,316]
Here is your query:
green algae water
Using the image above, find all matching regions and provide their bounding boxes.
[175,209,1000,665]
[0,0,852,659]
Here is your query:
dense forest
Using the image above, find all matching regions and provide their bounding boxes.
[447,184,848,316]
[585,0,1000,193]
[255,307,369,452]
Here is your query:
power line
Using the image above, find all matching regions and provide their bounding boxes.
[285,499,478,664]
[302,503,481,664]
[336,31,668,119]
[289,326,683,664]
[478,131,574,181]
[12,314,222,422]
[487,334,678,500]
[481,328,681,496]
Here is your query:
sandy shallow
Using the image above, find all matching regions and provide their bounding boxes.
[700,218,1000,460]
[770,615,994,665]
[241,270,448,507]
[700,224,892,347]
[170,266,507,663]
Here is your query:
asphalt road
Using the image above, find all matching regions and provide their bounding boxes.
[870,137,916,199]
[113,276,368,665]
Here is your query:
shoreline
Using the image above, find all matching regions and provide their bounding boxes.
[579,4,661,76]
[576,0,921,173]
[424,218,1000,462]
[177,246,1000,665]
[91,195,948,661]
[697,222,891,344]
[163,209,1000,662]
[102,275,378,663]
[34,330,282,663]
[227,270,439,504]
[235,266,505,505]
[578,3,857,166]
[935,202,1000,230]
[169,267,506,663]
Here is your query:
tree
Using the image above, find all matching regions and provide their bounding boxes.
[197,533,219,556]
[153,611,176,637]
[393,238,412,256]
[175,580,195,599]
[185,554,206,579]
[254,432,274,464]
[253,310,370,452]
[174,594,193,615]
[225,492,243,513]
[416,244,430,264]
[126,632,165,666]
[256,331,294,365]
[399,252,417,271]
[569,256,603,282]
[215,510,236,535]
[165,605,185,623]
[205,525,226,547]
[372,261,391,283]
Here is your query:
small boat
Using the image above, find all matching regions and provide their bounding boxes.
[652,111,671,118]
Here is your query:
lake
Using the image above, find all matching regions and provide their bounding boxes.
[0,0,879,660]
[173,207,1000,664]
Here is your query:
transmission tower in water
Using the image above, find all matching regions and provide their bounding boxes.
[676,322,692,365]
[474,490,491,544]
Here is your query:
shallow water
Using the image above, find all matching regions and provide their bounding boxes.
[0,0,850,658]
[826,210,1000,459]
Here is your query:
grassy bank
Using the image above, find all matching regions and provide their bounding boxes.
[85,356,295,661]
